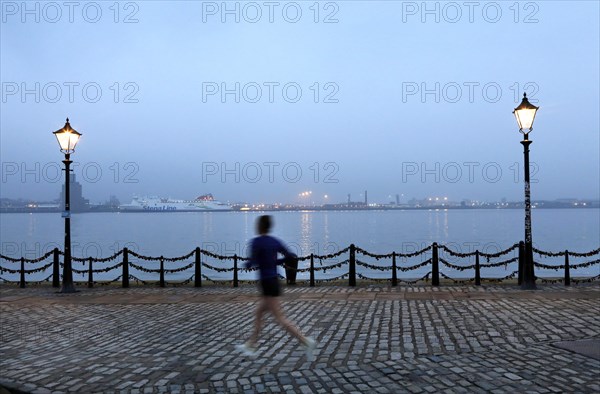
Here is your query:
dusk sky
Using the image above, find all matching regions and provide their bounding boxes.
[1,1,599,205]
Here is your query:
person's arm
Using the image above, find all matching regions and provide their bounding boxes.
[245,239,258,269]
[276,239,297,265]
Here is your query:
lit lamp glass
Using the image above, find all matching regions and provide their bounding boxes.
[53,118,82,153]
[513,93,539,132]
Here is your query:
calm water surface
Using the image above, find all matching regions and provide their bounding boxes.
[1,209,598,281]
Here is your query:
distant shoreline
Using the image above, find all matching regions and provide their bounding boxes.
[1,205,598,214]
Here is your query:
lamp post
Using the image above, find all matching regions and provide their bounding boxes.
[513,93,539,290]
[53,118,82,293]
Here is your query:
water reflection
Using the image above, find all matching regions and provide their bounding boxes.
[443,210,449,238]
[426,210,450,242]
[27,213,36,238]
[299,212,312,255]
[202,212,213,237]
[1,210,599,281]
[243,212,250,237]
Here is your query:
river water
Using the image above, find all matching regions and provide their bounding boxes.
[1,209,598,282]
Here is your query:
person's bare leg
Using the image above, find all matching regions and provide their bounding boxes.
[248,297,267,346]
[265,297,307,344]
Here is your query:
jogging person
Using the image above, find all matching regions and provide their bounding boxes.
[236,215,316,358]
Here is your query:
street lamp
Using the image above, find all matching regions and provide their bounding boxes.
[53,118,82,293]
[513,93,539,290]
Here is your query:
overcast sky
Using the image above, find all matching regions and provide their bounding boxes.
[1,1,599,205]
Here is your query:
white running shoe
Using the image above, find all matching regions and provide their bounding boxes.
[235,342,256,357]
[303,337,317,361]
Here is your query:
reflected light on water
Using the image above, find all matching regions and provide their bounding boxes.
[299,212,312,255]
[1,210,598,280]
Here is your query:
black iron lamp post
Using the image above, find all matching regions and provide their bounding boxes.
[513,93,539,290]
[53,118,82,293]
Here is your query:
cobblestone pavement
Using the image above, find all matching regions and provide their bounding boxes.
[1,284,599,393]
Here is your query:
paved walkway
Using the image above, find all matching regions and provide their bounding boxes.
[1,284,599,393]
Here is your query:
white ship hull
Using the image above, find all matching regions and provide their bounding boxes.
[120,196,232,212]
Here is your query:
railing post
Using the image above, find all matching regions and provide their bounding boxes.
[194,247,202,287]
[349,244,356,287]
[19,257,25,288]
[233,255,239,288]
[88,257,94,288]
[564,250,570,286]
[518,241,524,286]
[159,257,165,288]
[52,248,60,288]
[431,243,439,286]
[122,248,129,288]
[310,254,315,287]
[391,252,398,287]
[475,250,481,286]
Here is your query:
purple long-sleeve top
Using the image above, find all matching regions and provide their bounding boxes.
[245,235,296,280]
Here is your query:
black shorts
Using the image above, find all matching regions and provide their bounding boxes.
[260,277,281,297]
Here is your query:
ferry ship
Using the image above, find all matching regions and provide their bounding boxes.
[119,194,232,212]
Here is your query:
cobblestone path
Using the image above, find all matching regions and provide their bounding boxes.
[1,284,599,393]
